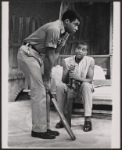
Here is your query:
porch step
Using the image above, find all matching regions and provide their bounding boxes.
[74,86,112,105]
[92,86,112,105]
[20,84,112,114]
[93,79,111,87]
[73,108,112,117]
[73,86,112,115]
[22,86,112,105]
[72,109,112,119]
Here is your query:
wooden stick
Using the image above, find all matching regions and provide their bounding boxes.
[46,90,50,129]
[49,91,76,140]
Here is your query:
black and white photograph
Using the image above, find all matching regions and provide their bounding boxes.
[1,0,121,149]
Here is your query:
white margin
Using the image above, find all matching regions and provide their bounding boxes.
[2,1,9,148]
[111,2,120,148]
[1,1,121,149]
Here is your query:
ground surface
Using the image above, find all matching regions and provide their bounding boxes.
[8,100,112,149]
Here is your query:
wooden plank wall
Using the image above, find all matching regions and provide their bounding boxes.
[9,1,61,77]
[60,2,110,56]
[9,15,43,76]
[9,2,111,79]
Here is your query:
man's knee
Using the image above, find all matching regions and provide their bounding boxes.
[81,82,91,90]
[56,82,67,91]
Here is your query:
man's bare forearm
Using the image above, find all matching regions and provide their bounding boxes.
[43,38,68,81]
[55,32,69,54]
[43,56,53,81]
[43,47,62,81]
[43,49,56,81]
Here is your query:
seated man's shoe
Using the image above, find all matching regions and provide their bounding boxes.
[55,121,64,129]
[47,129,60,136]
[83,121,92,132]
[31,131,56,139]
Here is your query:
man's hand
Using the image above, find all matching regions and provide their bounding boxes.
[43,79,51,90]
[22,46,35,57]
[59,32,69,47]
[69,72,81,81]
[69,65,75,73]
[55,32,69,54]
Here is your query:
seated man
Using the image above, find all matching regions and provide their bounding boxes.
[55,41,95,132]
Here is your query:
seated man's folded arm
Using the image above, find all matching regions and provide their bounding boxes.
[85,59,95,83]
[74,59,95,83]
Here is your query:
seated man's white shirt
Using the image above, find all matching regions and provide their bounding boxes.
[64,55,94,79]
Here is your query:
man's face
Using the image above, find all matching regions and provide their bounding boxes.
[75,44,88,59]
[65,19,80,34]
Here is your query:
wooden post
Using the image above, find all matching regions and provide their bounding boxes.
[32,18,36,32]
[25,17,30,37]
[11,15,15,43]
[18,17,23,44]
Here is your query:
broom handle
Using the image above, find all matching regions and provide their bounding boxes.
[46,90,50,129]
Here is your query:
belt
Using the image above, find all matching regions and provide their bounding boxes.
[23,42,40,54]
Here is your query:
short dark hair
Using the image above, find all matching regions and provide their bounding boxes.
[77,41,89,50]
[61,10,81,22]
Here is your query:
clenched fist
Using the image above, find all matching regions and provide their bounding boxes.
[58,32,69,47]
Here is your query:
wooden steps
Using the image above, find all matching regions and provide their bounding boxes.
[22,85,112,106]
[20,83,112,115]
[73,84,112,115]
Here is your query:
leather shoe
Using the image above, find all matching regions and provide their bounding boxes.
[55,121,64,129]
[47,129,60,136]
[31,131,55,139]
[83,121,92,132]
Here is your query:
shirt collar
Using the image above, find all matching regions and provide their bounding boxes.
[59,19,65,34]
[74,55,86,64]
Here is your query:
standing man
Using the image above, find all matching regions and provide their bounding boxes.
[55,42,95,132]
[17,10,80,139]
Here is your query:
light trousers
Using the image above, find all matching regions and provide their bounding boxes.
[17,45,47,132]
[56,81,94,117]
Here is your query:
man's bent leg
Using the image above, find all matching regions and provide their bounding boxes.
[55,82,67,128]
[56,82,67,112]
[80,82,93,117]
[79,82,93,132]
[64,88,76,126]
[17,49,47,133]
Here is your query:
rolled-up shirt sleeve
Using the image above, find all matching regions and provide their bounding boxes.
[45,28,60,48]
